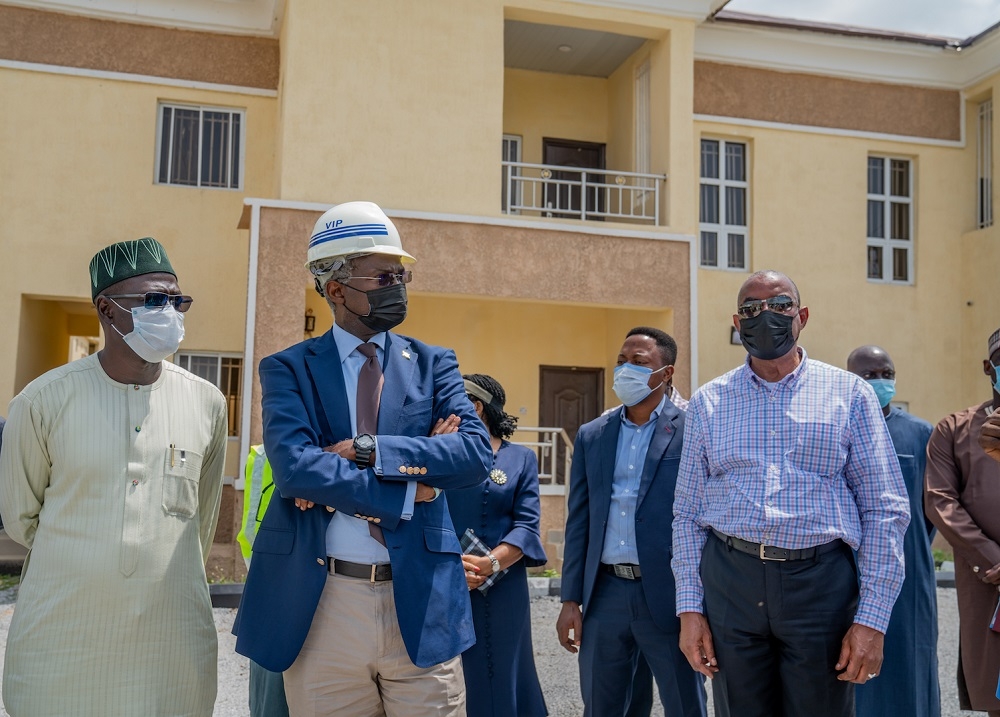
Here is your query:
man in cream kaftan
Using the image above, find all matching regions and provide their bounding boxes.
[0,237,228,717]
[0,355,227,715]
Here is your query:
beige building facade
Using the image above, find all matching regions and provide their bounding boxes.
[1,0,998,576]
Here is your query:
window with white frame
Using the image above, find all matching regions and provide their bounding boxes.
[634,60,652,207]
[699,139,748,270]
[501,134,522,212]
[156,103,244,189]
[175,353,242,436]
[978,98,993,229]
[634,60,650,176]
[867,156,913,284]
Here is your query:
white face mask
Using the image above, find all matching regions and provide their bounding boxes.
[110,302,185,363]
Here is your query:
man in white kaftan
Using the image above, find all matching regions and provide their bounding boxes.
[0,237,227,717]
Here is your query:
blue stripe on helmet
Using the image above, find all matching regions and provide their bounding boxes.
[309,227,391,248]
[309,224,389,247]
[312,223,386,235]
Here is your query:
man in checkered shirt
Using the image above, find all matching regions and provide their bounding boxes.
[671,270,910,717]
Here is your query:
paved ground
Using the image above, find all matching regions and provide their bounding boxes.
[0,586,980,716]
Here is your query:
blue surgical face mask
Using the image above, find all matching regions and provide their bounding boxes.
[867,378,896,408]
[613,363,666,407]
[991,362,1000,395]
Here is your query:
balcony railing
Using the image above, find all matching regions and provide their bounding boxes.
[513,426,573,490]
[502,161,666,225]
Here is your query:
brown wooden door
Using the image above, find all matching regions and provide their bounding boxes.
[542,138,606,220]
[539,366,605,484]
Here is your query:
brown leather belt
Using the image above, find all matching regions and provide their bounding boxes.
[601,563,642,580]
[330,558,392,582]
[711,529,841,562]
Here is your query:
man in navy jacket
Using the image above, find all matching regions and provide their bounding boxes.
[234,202,491,716]
[557,327,705,717]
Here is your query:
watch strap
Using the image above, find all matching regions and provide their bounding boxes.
[353,434,374,470]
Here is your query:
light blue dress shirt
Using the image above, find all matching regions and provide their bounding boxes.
[600,394,667,564]
[326,323,417,563]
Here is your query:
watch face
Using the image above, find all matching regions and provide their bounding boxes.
[355,434,376,451]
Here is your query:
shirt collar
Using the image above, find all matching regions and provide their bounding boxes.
[741,346,809,389]
[619,392,669,427]
[331,322,388,365]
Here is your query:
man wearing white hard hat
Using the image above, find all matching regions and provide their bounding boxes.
[234,201,492,716]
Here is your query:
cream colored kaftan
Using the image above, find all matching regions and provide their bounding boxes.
[0,353,227,717]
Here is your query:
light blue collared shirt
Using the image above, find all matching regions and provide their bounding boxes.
[326,323,417,563]
[600,394,667,564]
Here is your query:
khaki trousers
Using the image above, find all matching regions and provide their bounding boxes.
[283,572,466,717]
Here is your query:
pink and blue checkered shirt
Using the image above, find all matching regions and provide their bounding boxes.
[671,349,910,633]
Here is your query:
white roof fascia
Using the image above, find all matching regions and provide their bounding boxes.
[557,0,716,21]
[695,22,1000,90]
[3,0,284,37]
[955,30,1000,89]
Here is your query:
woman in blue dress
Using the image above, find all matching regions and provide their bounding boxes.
[447,373,549,717]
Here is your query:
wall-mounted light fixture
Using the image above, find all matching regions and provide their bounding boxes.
[730,326,741,345]
[305,309,316,333]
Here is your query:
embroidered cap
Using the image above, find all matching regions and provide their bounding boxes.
[989,327,1000,359]
[89,238,176,300]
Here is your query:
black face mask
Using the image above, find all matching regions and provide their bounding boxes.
[343,283,408,333]
[739,310,797,361]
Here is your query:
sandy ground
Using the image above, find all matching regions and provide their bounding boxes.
[0,586,978,716]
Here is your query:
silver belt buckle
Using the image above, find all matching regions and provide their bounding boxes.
[613,564,636,580]
[370,564,377,583]
[759,544,786,562]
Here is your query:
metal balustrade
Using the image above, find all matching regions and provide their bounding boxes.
[513,426,573,488]
[502,161,666,225]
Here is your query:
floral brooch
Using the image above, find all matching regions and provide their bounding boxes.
[489,468,508,485]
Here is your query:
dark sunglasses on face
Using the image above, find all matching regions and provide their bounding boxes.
[737,294,797,320]
[342,271,413,288]
[105,292,194,312]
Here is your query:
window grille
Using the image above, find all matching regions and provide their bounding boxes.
[634,61,652,210]
[175,353,243,436]
[699,139,748,270]
[501,134,522,212]
[635,61,651,176]
[157,104,243,189]
[866,156,913,284]
[978,99,993,229]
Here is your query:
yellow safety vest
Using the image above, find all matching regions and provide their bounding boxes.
[237,445,276,565]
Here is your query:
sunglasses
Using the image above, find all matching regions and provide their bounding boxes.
[105,292,194,313]
[737,294,797,320]
[342,271,413,287]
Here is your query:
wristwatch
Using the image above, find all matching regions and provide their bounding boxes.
[487,552,501,575]
[352,433,376,470]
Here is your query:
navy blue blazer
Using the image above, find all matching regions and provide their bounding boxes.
[560,401,685,634]
[233,329,492,670]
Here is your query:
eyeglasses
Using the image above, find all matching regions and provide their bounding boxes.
[342,271,412,287]
[737,294,797,320]
[105,292,194,312]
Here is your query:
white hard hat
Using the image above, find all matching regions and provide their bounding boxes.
[306,201,415,271]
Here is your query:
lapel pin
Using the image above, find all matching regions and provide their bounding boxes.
[401,350,411,360]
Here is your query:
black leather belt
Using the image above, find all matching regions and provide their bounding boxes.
[601,563,642,580]
[712,529,841,562]
[330,558,392,582]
